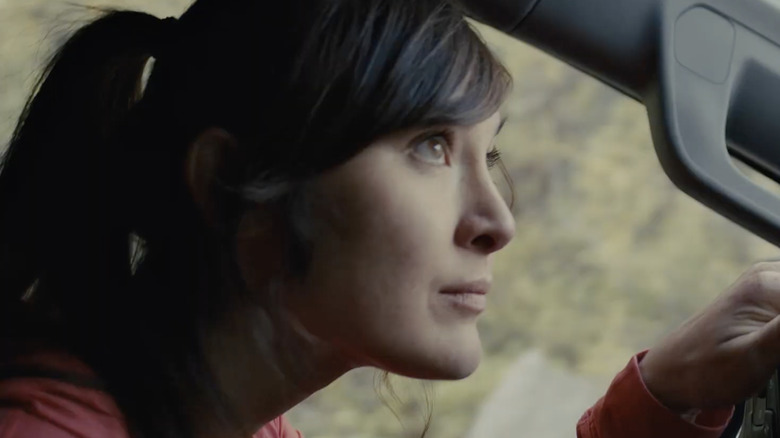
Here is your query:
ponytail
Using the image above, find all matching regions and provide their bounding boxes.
[0,10,173,342]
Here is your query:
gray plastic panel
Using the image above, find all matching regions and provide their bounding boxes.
[504,0,660,100]
[652,0,780,247]
[461,0,780,247]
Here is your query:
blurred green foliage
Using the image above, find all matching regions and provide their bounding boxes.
[1,2,777,437]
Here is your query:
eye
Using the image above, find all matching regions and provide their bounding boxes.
[487,147,502,169]
[411,131,451,166]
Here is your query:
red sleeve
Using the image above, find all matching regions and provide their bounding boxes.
[253,415,303,438]
[0,409,80,438]
[278,415,303,438]
[0,378,128,438]
[577,351,734,438]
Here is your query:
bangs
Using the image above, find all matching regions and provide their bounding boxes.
[383,13,513,131]
[159,0,514,178]
[288,0,513,174]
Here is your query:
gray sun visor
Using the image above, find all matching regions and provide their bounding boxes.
[463,0,780,247]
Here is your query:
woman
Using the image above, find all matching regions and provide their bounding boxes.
[1,1,780,437]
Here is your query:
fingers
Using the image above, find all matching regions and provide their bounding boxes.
[755,312,780,374]
[733,261,780,287]
[734,269,780,305]
[737,267,780,364]
[752,259,780,270]
[758,314,780,363]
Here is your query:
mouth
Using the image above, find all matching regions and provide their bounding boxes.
[439,280,491,314]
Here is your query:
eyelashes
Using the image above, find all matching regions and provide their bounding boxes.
[487,147,502,169]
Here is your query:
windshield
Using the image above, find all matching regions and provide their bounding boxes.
[1,2,777,437]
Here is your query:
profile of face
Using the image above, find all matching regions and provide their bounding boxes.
[283,111,515,380]
[174,0,516,391]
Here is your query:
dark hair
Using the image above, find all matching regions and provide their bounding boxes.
[0,0,511,437]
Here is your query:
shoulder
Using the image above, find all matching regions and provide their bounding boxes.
[0,351,128,438]
[0,408,83,438]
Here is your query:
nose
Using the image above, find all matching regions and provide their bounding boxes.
[454,179,516,255]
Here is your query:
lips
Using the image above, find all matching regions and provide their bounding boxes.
[439,279,491,296]
[439,280,491,314]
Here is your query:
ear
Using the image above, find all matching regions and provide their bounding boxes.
[184,127,238,226]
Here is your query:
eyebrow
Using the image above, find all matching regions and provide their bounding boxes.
[495,117,508,137]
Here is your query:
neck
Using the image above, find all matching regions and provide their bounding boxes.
[199,308,353,438]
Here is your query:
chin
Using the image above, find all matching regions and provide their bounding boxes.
[436,329,484,379]
[388,341,484,381]
[437,349,483,380]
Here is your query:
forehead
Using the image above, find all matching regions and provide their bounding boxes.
[458,111,504,139]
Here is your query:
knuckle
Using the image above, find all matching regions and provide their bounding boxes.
[750,261,776,274]
[743,270,779,295]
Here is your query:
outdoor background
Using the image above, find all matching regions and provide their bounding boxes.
[2,1,778,437]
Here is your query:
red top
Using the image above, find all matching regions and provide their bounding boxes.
[0,350,733,438]
[577,351,734,438]
[0,350,302,438]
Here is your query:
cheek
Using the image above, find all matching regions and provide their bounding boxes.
[287,149,483,375]
[296,171,449,319]
[310,161,455,282]
[303,185,441,317]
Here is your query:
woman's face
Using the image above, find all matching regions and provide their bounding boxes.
[280,111,515,380]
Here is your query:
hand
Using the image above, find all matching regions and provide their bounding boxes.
[639,261,780,412]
